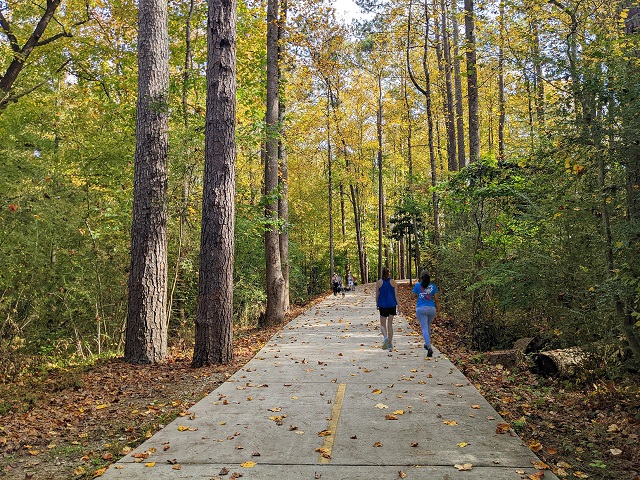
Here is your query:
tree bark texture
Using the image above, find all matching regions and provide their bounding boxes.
[464,0,480,163]
[264,0,285,326]
[192,0,237,367]
[125,0,170,364]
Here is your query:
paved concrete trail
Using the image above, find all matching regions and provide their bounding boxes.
[103,283,557,480]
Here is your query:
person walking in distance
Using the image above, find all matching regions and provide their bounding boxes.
[331,273,341,296]
[375,267,399,351]
[411,271,441,357]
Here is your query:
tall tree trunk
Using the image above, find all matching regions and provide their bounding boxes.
[421,0,440,246]
[192,0,237,367]
[278,0,290,310]
[532,20,545,127]
[464,0,480,163]
[168,0,196,329]
[264,0,285,325]
[452,0,466,168]
[403,74,414,183]
[498,0,505,159]
[377,71,384,278]
[437,0,457,172]
[618,7,640,361]
[327,99,335,279]
[125,0,169,364]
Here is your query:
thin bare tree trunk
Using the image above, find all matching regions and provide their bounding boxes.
[192,0,237,366]
[125,0,169,364]
[464,0,480,163]
[377,71,384,277]
[498,0,505,159]
[420,0,440,246]
[437,0,457,171]
[532,20,545,127]
[278,0,290,310]
[264,0,285,325]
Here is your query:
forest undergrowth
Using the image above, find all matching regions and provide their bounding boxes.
[0,289,638,479]
[395,283,640,480]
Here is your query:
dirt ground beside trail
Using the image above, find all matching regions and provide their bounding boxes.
[1,288,639,480]
[0,299,313,480]
[395,282,640,480]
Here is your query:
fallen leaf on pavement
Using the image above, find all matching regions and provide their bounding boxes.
[529,439,543,452]
[531,459,549,469]
[495,423,510,434]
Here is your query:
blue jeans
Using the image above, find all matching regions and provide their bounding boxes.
[416,306,437,347]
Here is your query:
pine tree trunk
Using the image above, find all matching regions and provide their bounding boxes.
[278,0,290,311]
[377,72,384,278]
[498,0,505,159]
[438,0,457,172]
[532,21,545,127]
[464,0,480,163]
[125,0,169,364]
[328,107,335,280]
[451,1,466,168]
[192,0,236,367]
[422,0,440,246]
[264,0,285,326]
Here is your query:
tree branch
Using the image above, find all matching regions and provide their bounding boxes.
[35,31,72,46]
[406,0,427,97]
[0,10,20,52]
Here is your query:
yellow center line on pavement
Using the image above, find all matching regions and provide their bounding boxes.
[318,383,347,464]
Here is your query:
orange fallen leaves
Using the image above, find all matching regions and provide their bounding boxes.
[315,447,331,459]
[495,423,511,434]
[529,439,543,452]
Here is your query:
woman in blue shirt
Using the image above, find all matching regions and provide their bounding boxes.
[375,267,399,351]
[411,271,441,357]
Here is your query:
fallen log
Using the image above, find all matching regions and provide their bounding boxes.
[513,337,538,354]
[534,347,589,377]
[486,349,523,368]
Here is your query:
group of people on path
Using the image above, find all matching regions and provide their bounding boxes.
[331,272,356,297]
[374,267,441,356]
[330,267,441,355]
